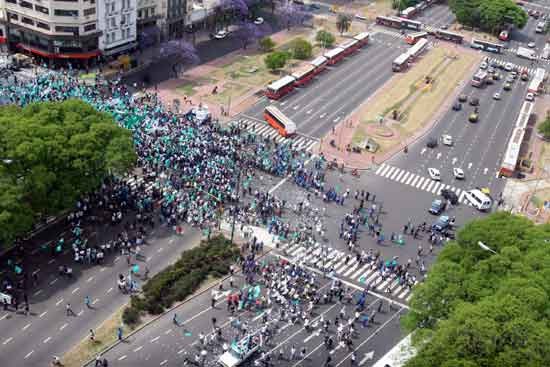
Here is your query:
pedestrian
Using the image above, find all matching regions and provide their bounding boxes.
[117,326,123,341]
[300,347,307,359]
[89,329,95,342]
[66,303,74,316]
[95,355,102,367]
[229,276,234,288]
[290,345,296,360]
[173,313,180,326]
[24,303,29,316]
[85,295,91,308]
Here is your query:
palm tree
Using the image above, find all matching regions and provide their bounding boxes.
[336,14,352,35]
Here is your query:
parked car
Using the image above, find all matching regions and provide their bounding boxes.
[458,94,468,102]
[452,101,462,111]
[432,215,450,231]
[429,199,447,215]
[493,92,501,100]
[441,189,459,205]
[453,167,465,179]
[469,97,479,106]
[469,113,479,123]
[214,30,229,39]
[526,93,535,101]
[428,167,441,181]
[442,134,453,146]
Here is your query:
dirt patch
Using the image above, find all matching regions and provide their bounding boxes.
[357,0,394,20]
[175,77,216,97]
[204,81,253,106]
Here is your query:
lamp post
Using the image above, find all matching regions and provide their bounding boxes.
[478,241,497,254]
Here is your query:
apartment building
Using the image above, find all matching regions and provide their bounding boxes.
[164,0,186,38]
[98,0,137,57]
[2,0,102,64]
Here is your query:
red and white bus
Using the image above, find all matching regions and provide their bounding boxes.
[264,105,297,137]
[265,75,296,100]
[339,39,360,56]
[376,15,403,29]
[324,47,346,65]
[392,53,410,71]
[399,18,422,31]
[528,67,546,94]
[405,31,428,45]
[407,38,428,59]
[435,29,463,44]
[292,64,317,87]
[310,55,328,76]
[401,6,417,19]
[353,32,370,47]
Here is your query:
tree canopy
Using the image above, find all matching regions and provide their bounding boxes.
[290,38,313,60]
[403,212,550,367]
[0,100,136,246]
[449,0,527,32]
[264,51,289,72]
[537,116,550,140]
[316,30,335,48]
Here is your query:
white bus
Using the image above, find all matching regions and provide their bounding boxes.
[264,105,297,137]
[464,189,492,211]
[392,53,410,71]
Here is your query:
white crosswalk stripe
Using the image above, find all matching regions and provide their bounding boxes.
[232,118,318,152]
[374,163,473,205]
[484,57,538,75]
[277,241,415,302]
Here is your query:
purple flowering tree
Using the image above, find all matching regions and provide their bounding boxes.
[277,2,312,30]
[138,25,161,49]
[159,39,200,78]
[218,0,249,28]
[234,21,266,50]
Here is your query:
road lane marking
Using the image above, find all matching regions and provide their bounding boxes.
[55,299,64,306]
[78,310,84,316]
[86,276,94,283]
[114,256,120,263]
[0,314,8,321]
[33,289,43,296]
[39,311,48,318]
[24,350,34,359]
[118,355,127,361]
[3,337,13,345]
[22,323,31,331]
[293,105,300,110]
[306,109,313,114]
[169,238,175,244]
[60,323,68,331]
[92,298,99,305]
[32,269,40,275]
[107,287,113,294]
[151,336,160,343]
[133,346,143,352]
[48,259,55,264]
[43,337,51,344]
[71,287,79,294]
[100,267,106,272]
[164,329,172,335]
[49,278,58,285]
[160,360,168,366]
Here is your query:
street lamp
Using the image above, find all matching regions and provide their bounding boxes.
[477,241,497,254]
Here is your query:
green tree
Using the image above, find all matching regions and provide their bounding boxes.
[264,51,289,72]
[449,0,527,32]
[0,100,136,246]
[403,212,550,367]
[336,13,353,35]
[538,117,550,140]
[316,30,335,48]
[291,38,313,60]
[259,36,276,52]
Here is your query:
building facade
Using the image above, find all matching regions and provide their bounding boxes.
[97,0,137,57]
[2,0,102,65]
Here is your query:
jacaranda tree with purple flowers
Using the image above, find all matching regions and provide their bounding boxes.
[159,39,200,78]
[277,2,312,30]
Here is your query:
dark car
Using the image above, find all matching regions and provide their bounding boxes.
[458,94,468,102]
[429,199,447,214]
[432,215,450,231]
[441,189,459,205]
[452,101,462,111]
[469,97,479,106]
[426,137,438,148]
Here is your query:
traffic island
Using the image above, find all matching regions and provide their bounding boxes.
[318,43,480,168]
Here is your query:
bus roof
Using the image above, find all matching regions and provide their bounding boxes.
[310,55,328,67]
[339,39,358,50]
[267,75,296,91]
[516,101,533,129]
[437,29,463,38]
[324,47,345,59]
[265,105,297,133]
[407,38,428,56]
[291,63,316,79]
[472,38,503,47]
[474,70,488,78]
[353,32,370,41]
[502,127,525,170]
[393,53,410,65]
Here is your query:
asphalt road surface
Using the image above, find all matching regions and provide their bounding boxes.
[240,32,407,139]
[89,257,407,367]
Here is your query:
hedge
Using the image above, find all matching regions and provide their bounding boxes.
[124,235,239,326]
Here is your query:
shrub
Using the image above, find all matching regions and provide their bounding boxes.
[122,306,141,326]
[315,30,335,48]
[291,38,313,60]
[259,36,276,52]
[264,51,289,72]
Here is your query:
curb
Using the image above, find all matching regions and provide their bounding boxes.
[81,244,272,367]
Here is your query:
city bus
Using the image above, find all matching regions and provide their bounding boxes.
[471,70,488,87]
[405,31,428,45]
[401,6,417,18]
[353,32,370,47]
[339,39,360,56]
[265,75,296,100]
[310,55,328,75]
[324,47,346,65]
[264,105,297,137]
[292,64,317,87]
[399,18,422,31]
[470,39,503,53]
[435,29,463,44]
[407,38,428,59]
[392,53,410,71]
[376,15,403,29]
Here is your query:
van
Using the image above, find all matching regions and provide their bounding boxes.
[464,189,492,211]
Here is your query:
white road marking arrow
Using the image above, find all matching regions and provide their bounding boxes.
[293,105,300,110]
[436,153,442,160]
[306,109,313,114]
[320,113,327,118]
[359,351,375,366]
[468,162,473,169]
[280,101,287,106]
[420,148,426,155]
[452,157,457,165]
[483,168,488,175]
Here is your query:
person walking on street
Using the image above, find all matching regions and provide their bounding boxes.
[85,296,91,308]
[117,326,123,341]
[290,345,296,360]
[66,303,74,316]
[89,329,95,342]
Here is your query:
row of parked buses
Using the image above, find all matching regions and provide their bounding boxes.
[392,38,429,71]
[264,32,370,100]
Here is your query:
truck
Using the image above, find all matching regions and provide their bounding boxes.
[516,46,536,60]
[218,334,260,367]
[471,70,488,87]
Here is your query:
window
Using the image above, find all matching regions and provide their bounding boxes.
[8,12,19,21]
[6,0,16,4]
[110,18,116,27]
[19,0,33,9]
[21,17,34,25]
[54,9,78,16]
[36,22,50,30]
[83,7,95,16]
[83,23,96,32]
[137,10,142,18]
[55,26,78,33]
[35,5,49,14]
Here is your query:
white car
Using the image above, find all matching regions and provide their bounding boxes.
[214,30,229,39]
[504,62,514,71]
[525,92,535,101]
[428,168,441,181]
[493,92,501,100]
[254,17,264,25]
[528,42,536,48]
[480,62,488,69]
[442,134,453,146]
[453,167,465,179]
